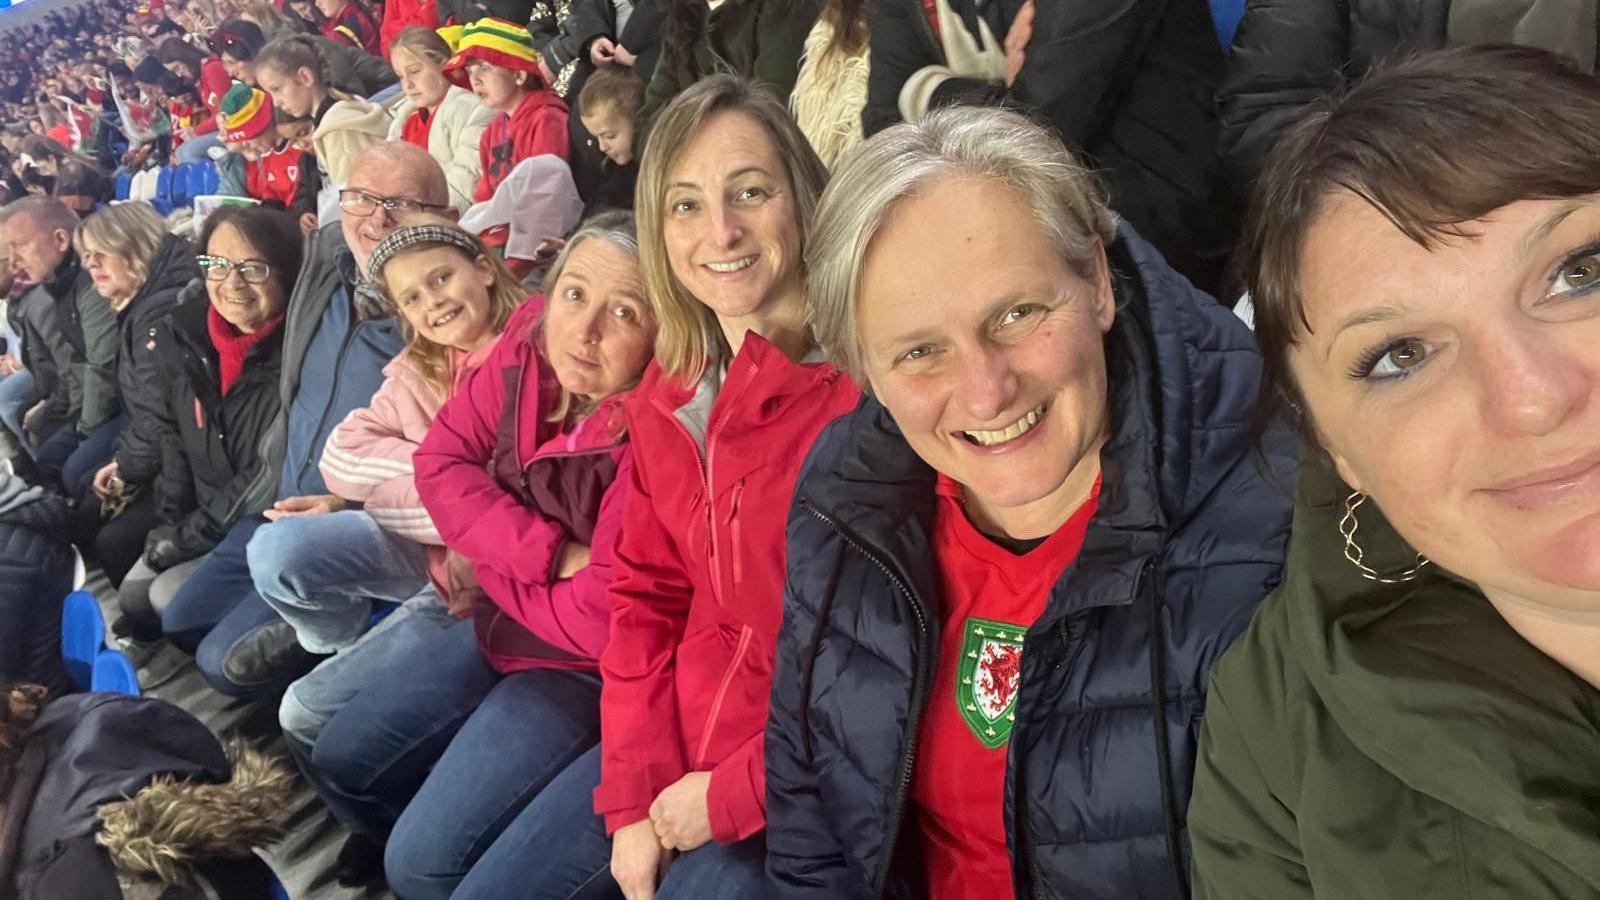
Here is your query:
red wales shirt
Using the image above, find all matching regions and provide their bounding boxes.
[912,474,1099,898]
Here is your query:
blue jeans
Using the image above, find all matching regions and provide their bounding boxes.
[292,617,499,836]
[0,369,36,447]
[384,667,607,900]
[248,510,432,654]
[35,416,120,498]
[160,514,265,655]
[175,133,223,165]
[280,584,456,749]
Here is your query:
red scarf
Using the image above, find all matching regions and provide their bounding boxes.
[207,305,284,396]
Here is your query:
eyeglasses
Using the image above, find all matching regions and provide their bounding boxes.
[197,254,272,284]
[338,189,448,219]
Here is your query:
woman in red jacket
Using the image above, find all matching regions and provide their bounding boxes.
[443,73,859,900]
[158,36,234,164]
[292,212,660,897]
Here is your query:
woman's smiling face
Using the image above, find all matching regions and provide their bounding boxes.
[1292,192,1600,609]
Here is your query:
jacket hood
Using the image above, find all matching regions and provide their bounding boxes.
[314,96,392,140]
[0,470,64,526]
[96,738,296,885]
[1283,458,1600,888]
[799,225,1276,619]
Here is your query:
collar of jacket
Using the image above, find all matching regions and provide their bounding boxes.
[1285,458,1600,888]
[336,248,392,321]
[797,225,1258,624]
[168,280,284,375]
[43,249,81,301]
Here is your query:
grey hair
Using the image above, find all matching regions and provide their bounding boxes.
[540,209,642,296]
[2,195,79,239]
[806,105,1118,384]
[74,202,168,292]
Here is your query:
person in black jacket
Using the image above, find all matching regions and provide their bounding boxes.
[1215,0,1448,209]
[114,206,299,641]
[865,0,1234,294]
[0,681,293,899]
[67,202,198,588]
[767,106,1294,900]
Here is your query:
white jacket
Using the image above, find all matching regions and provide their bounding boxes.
[386,86,495,212]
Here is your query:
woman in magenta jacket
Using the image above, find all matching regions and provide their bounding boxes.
[290,212,660,897]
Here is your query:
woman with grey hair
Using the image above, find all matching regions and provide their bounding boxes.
[765,104,1294,899]
[68,202,197,587]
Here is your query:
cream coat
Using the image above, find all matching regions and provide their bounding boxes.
[386,85,495,211]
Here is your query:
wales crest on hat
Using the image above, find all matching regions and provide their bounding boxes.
[958,616,1026,750]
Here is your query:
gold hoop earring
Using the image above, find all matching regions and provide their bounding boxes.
[1339,492,1430,584]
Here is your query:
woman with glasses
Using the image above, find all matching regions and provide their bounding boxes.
[112,206,302,641]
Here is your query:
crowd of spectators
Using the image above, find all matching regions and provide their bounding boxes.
[1,0,1599,899]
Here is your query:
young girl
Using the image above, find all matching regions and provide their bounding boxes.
[254,34,390,189]
[387,26,493,210]
[441,17,568,203]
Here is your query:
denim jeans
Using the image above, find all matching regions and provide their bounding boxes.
[36,415,120,498]
[0,369,37,447]
[248,510,433,654]
[280,584,457,751]
[174,133,224,165]
[290,617,499,837]
[160,514,265,655]
[384,667,607,900]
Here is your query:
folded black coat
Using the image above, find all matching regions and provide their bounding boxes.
[0,477,72,695]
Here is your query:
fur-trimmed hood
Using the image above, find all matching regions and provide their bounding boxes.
[97,738,295,885]
[2,693,295,898]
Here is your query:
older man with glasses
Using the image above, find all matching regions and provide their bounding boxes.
[149,141,458,699]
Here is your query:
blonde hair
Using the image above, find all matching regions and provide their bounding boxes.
[634,74,829,385]
[371,215,525,398]
[390,25,451,66]
[74,201,169,297]
[539,209,649,425]
[807,105,1117,384]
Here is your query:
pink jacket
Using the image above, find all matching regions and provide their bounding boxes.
[319,339,500,613]
[414,299,632,674]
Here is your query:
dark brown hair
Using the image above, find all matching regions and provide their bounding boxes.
[1243,43,1600,442]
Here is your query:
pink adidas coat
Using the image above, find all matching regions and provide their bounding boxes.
[318,339,500,614]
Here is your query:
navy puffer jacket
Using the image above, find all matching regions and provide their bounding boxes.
[765,228,1296,899]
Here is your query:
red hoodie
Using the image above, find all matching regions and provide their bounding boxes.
[380,0,437,59]
[474,88,569,203]
[592,335,859,843]
[415,299,633,674]
[191,57,233,136]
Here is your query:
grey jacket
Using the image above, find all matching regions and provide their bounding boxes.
[5,285,74,440]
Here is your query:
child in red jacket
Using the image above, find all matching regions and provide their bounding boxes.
[442,18,569,204]
[220,84,309,213]
[316,0,382,55]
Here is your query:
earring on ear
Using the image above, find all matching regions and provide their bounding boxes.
[1339,492,1430,584]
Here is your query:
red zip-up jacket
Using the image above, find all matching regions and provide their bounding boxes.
[415,298,632,674]
[593,334,859,843]
[474,89,569,203]
[191,57,233,137]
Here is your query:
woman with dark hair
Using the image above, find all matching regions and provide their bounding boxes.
[1189,44,1600,897]
[157,36,233,164]
[630,0,819,154]
[0,679,293,899]
[113,206,300,640]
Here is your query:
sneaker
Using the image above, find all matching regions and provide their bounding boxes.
[334,833,386,888]
[220,620,322,688]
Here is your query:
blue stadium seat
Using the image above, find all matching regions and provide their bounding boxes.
[153,166,174,215]
[171,165,193,206]
[1210,0,1245,50]
[114,172,133,202]
[60,590,105,691]
[270,872,292,900]
[91,648,140,696]
[203,162,221,195]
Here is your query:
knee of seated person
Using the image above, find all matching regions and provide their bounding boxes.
[246,520,310,594]
[383,832,455,900]
[278,682,324,752]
